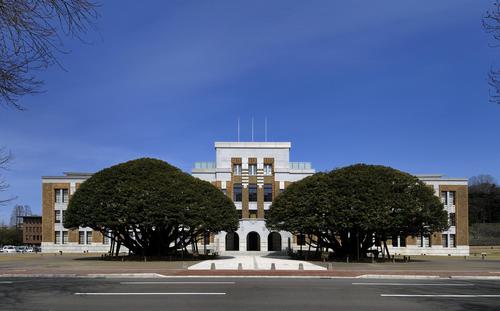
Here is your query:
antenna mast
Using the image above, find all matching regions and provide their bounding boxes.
[237,117,240,142]
[251,117,254,142]
[265,117,268,142]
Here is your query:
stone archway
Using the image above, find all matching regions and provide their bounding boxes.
[268,232,282,251]
[225,232,239,251]
[246,231,260,251]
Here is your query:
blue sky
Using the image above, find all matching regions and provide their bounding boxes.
[0,1,498,221]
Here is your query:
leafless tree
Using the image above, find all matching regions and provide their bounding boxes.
[484,0,500,104]
[9,204,31,227]
[0,147,14,205]
[0,0,98,110]
[469,174,497,186]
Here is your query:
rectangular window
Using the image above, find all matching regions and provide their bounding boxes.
[264,164,273,175]
[222,189,227,197]
[238,210,243,219]
[54,210,61,223]
[103,234,110,245]
[248,184,257,202]
[449,213,456,226]
[204,231,210,245]
[249,210,258,219]
[450,234,456,248]
[62,231,68,244]
[233,164,242,176]
[55,231,61,244]
[440,191,447,205]
[391,235,398,247]
[264,184,273,202]
[233,184,242,202]
[86,231,93,244]
[63,189,69,203]
[249,164,257,176]
[442,234,448,248]
[55,189,69,203]
[418,235,430,247]
[79,231,85,244]
[297,234,306,246]
[449,191,456,205]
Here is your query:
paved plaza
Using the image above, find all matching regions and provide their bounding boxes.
[188,255,326,270]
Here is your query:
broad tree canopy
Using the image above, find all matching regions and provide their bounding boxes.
[65,158,238,256]
[267,164,448,258]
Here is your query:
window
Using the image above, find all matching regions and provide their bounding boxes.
[264,164,273,175]
[248,184,257,202]
[62,231,68,244]
[233,164,242,176]
[442,234,448,248]
[54,210,61,223]
[86,231,93,244]
[222,189,227,197]
[233,184,242,202]
[297,234,306,246]
[79,231,85,244]
[449,213,456,226]
[203,231,210,245]
[238,210,243,219]
[264,184,273,202]
[418,235,431,247]
[55,231,61,244]
[249,164,257,176]
[103,230,111,245]
[249,210,258,219]
[391,235,398,247]
[55,189,69,203]
[449,191,456,205]
[450,234,456,248]
[440,191,447,205]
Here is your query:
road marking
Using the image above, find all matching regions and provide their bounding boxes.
[120,282,235,285]
[0,281,13,284]
[74,292,226,296]
[381,294,500,298]
[353,282,473,286]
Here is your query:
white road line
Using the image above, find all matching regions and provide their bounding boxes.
[74,292,226,296]
[353,283,473,286]
[120,282,235,285]
[0,281,13,284]
[381,294,500,298]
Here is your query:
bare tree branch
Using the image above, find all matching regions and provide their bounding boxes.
[0,0,99,110]
[0,147,15,205]
[484,0,500,104]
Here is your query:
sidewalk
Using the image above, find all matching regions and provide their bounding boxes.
[1,253,500,279]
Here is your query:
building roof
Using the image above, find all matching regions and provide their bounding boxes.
[214,142,291,149]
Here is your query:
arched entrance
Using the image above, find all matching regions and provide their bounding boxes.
[225,232,239,251]
[246,232,260,251]
[268,232,282,251]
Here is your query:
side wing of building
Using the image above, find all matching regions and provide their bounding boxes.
[41,173,110,253]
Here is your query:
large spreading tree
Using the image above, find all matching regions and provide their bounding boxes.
[267,164,448,259]
[64,158,238,256]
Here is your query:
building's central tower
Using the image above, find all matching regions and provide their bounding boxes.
[192,141,315,253]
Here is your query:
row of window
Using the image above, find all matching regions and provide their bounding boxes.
[233,164,273,176]
[24,227,41,233]
[54,231,110,245]
[25,235,41,241]
[416,234,457,248]
[232,184,273,202]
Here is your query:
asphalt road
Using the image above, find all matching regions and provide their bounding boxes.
[1,277,500,311]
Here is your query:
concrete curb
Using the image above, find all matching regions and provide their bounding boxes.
[358,274,441,279]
